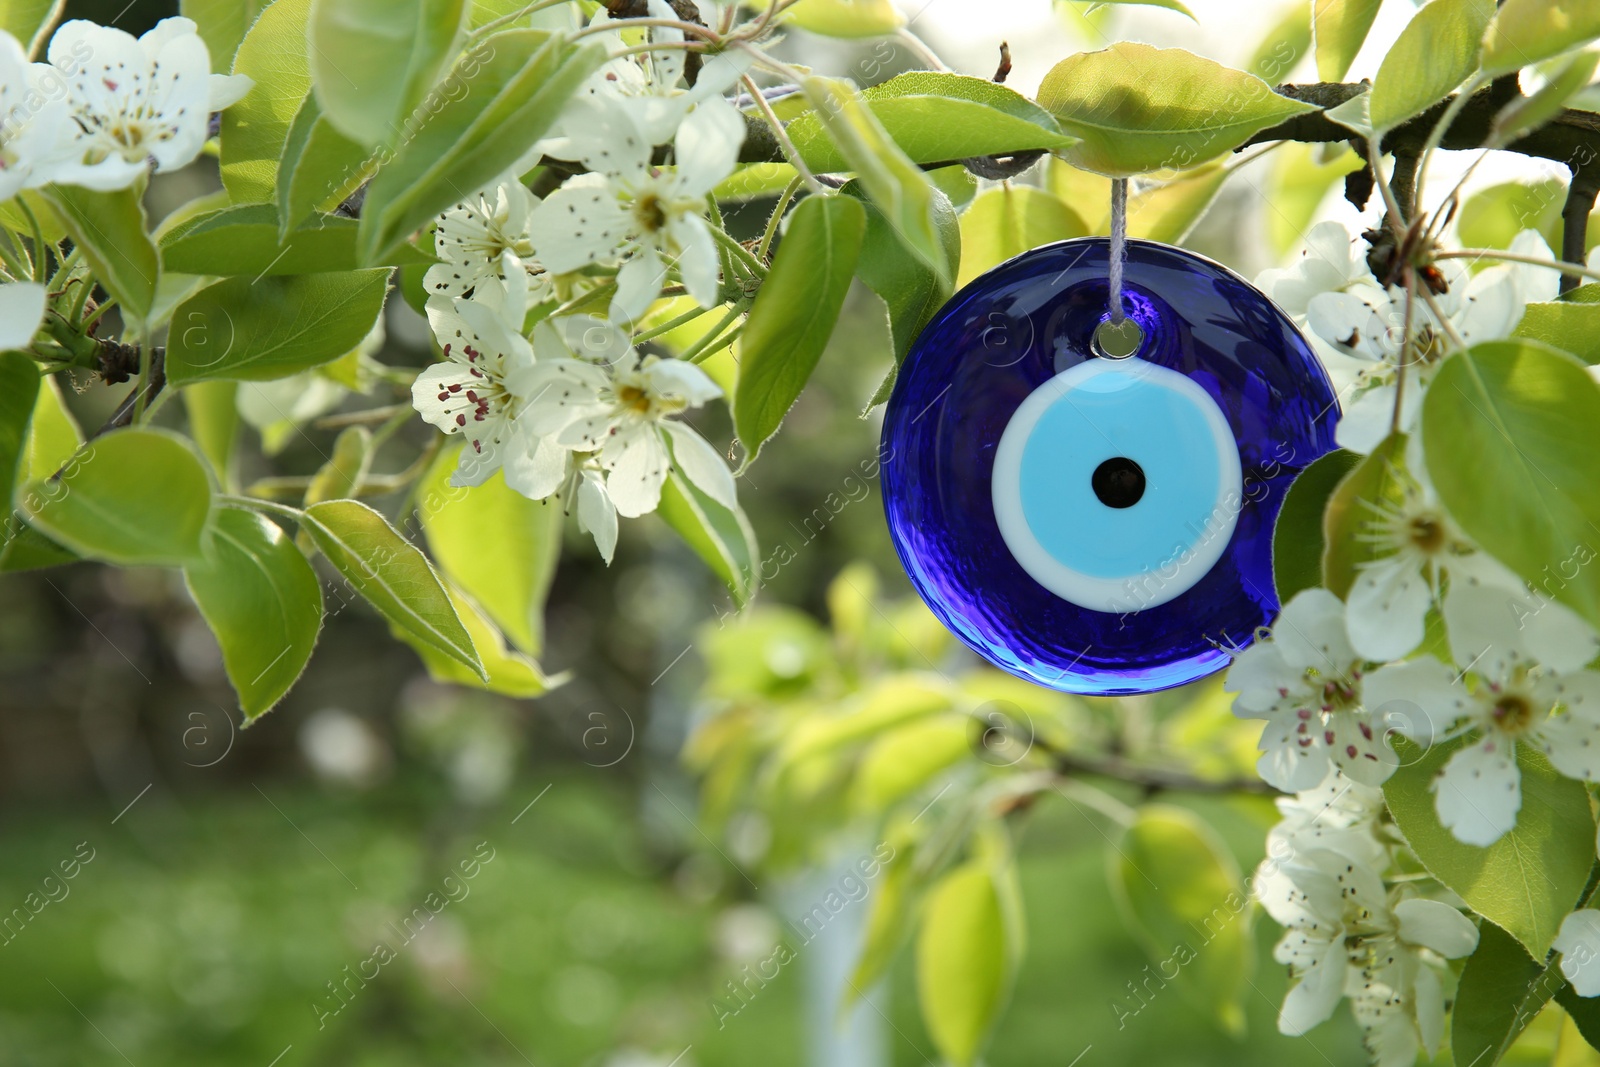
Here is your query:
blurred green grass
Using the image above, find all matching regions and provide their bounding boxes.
[0,774,1378,1066]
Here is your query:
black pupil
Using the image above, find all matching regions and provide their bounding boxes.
[1092,457,1145,508]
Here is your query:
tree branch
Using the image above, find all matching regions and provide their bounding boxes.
[1562,169,1600,294]
[1051,750,1278,796]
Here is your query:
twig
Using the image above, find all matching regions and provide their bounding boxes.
[1051,751,1278,796]
[1561,170,1600,294]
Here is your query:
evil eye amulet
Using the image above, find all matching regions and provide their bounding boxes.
[880,238,1339,695]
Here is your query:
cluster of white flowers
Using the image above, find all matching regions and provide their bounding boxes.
[1255,770,1479,1066]
[411,2,746,562]
[1244,215,1600,1038]
[1258,221,1561,454]
[0,17,251,348]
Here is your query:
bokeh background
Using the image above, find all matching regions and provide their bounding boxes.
[1,1,1575,1065]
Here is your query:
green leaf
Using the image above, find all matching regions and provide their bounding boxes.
[19,428,212,566]
[916,859,1013,1066]
[1312,0,1384,82]
[1482,0,1600,77]
[1321,433,1405,598]
[714,162,801,203]
[0,518,76,572]
[42,184,160,327]
[956,184,1086,289]
[276,93,375,236]
[846,830,920,997]
[1037,43,1317,176]
[1110,804,1251,1036]
[1247,2,1312,83]
[309,0,466,147]
[1384,736,1595,958]
[1491,50,1600,147]
[1368,0,1496,133]
[1126,162,1229,245]
[843,178,957,402]
[1454,919,1559,1067]
[1458,179,1567,253]
[788,72,1079,173]
[220,0,314,204]
[165,269,390,385]
[304,426,373,507]
[781,0,905,36]
[658,465,760,608]
[1272,448,1361,603]
[0,0,62,55]
[18,374,80,484]
[850,716,968,813]
[300,499,484,678]
[417,441,562,655]
[735,194,865,459]
[183,380,240,487]
[184,506,322,719]
[1556,975,1600,1054]
[0,353,38,510]
[1422,341,1600,630]
[181,0,268,69]
[1061,0,1196,16]
[358,29,604,264]
[799,76,949,286]
[1516,295,1600,364]
[161,206,427,275]
[393,582,554,697]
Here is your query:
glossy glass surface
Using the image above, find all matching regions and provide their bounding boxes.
[880,238,1339,695]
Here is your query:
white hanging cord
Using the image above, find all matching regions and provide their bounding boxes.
[1108,177,1128,324]
[1093,178,1142,359]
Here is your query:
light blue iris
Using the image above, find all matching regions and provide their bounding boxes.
[1016,366,1230,580]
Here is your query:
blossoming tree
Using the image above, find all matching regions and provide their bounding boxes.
[5,0,1600,1063]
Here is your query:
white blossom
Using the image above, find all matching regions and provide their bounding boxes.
[1226,589,1396,792]
[423,174,552,312]
[413,297,567,497]
[1305,230,1561,454]
[45,17,251,191]
[514,316,731,519]
[1342,435,1521,662]
[527,88,744,324]
[1363,581,1600,846]
[1264,768,1390,871]
[536,0,750,157]
[1255,785,1477,1063]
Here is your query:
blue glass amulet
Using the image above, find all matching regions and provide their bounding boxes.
[880,238,1339,695]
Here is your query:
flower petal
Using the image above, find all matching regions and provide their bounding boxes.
[1334,384,1399,455]
[1256,713,1334,793]
[1272,588,1356,676]
[1362,658,1470,748]
[577,468,619,563]
[502,430,571,502]
[0,281,47,350]
[1433,735,1522,846]
[1278,936,1347,1036]
[1557,910,1600,997]
[662,420,735,508]
[527,174,631,273]
[1394,898,1478,959]
[674,94,746,197]
[604,425,669,518]
[1346,554,1432,661]
[612,245,668,325]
